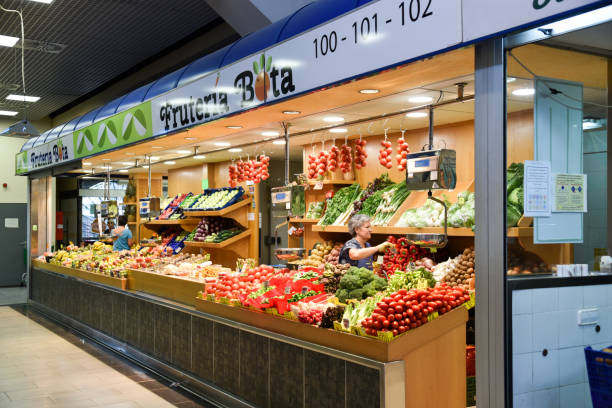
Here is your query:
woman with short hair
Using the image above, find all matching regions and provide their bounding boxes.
[338,214,393,269]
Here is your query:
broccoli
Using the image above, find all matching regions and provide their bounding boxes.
[357,268,374,284]
[373,276,387,291]
[339,273,362,290]
[348,288,365,300]
[336,288,350,303]
[363,282,378,297]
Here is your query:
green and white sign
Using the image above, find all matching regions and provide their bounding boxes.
[74,102,152,158]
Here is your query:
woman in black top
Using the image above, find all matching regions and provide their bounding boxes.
[339,214,393,270]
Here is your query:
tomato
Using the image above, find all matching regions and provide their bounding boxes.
[397,299,406,307]
[383,320,390,328]
[412,305,420,313]
[399,326,406,333]
[410,322,417,329]
[374,321,382,330]
[395,313,402,321]
[379,302,388,310]
[406,309,414,317]
[392,321,399,329]
[376,314,385,323]
[398,289,407,295]
[402,312,407,318]
[392,329,399,336]
[374,307,383,315]
[390,301,398,309]
[395,305,403,313]
[383,297,393,304]
[387,307,395,315]
[388,314,395,322]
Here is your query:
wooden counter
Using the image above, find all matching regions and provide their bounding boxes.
[32,259,127,290]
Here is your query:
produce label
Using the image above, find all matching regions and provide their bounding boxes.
[464,292,476,310]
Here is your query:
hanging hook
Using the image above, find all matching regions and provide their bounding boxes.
[384,127,389,141]
[367,122,374,135]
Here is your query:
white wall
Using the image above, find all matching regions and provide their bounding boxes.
[0,136,29,203]
[512,284,612,408]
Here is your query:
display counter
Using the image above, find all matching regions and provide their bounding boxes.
[31,260,468,408]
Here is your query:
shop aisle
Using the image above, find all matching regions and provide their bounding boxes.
[0,305,214,408]
[0,287,27,306]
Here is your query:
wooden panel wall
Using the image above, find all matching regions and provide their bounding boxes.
[168,164,209,197]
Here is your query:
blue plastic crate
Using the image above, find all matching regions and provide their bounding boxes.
[585,345,612,408]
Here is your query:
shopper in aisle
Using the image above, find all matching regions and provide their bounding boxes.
[339,214,393,269]
[112,215,134,251]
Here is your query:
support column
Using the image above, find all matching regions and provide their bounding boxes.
[474,38,507,408]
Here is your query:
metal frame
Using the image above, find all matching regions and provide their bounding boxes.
[474,37,508,408]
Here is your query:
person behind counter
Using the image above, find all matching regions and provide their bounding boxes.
[112,215,133,251]
[339,214,393,270]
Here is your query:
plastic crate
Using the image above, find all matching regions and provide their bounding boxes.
[585,346,612,407]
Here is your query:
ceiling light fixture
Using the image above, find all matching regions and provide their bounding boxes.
[6,94,40,102]
[101,158,111,161]
[323,116,344,123]
[184,137,198,141]
[125,152,135,156]
[406,112,428,118]
[193,155,206,159]
[82,162,92,166]
[512,88,535,96]
[142,165,149,169]
[226,125,242,129]
[214,142,231,147]
[273,140,286,145]
[359,89,380,94]
[119,169,128,173]
[408,96,433,103]
[176,150,191,154]
[0,35,19,48]
[329,128,348,133]
[506,77,516,83]
[121,162,133,166]
[0,110,18,116]
[582,118,604,130]
[228,148,242,153]
[261,131,280,137]
[164,161,176,165]
[151,146,164,149]
[27,0,54,3]
[282,110,301,115]
[149,156,160,161]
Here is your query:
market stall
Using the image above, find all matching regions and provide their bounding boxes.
[18,1,611,407]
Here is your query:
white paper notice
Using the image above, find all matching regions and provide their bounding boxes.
[4,218,18,228]
[523,160,551,217]
[553,173,587,212]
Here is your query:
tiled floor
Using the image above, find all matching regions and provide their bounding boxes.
[0,287,27,306]
[0,305,215,408]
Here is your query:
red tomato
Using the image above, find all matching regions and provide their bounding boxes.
[388,314,395,322]
[399,326,406,333]
[383,320,390,328]
[392,329,399,336]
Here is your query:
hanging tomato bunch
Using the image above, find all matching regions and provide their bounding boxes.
[378,139,393,169]
[354,139,367,169]
[228,155,270,186]
[396,135,410,172]
[339,143,352,173]
[307,154,318,179]
[315,150,328,177]
[328,145,339,172]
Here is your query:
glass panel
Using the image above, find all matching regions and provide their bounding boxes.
[506,22,610,277]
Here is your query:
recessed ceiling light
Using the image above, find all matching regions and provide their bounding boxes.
[125,152,135,156]
[119,169,128,173]
[512,88,535,96]
[506,77,516,83]
[228,148,242,153]
[121,162,133,166]
[323,116,344,123]
[582,119,603,130]
[282,110,301,115]
[408,96,433,103]
[27,0,54,3]
[151,146,164,149]
[176,150,191,154]
[273,140,286,145]
[214,142,231,147]
[226,125,242,129]
[359,89,379,94]
[261,131,280,137]
[142,165,149,169]
[6,94,40,102]
[101,158,111,161]
[164,161,176,165]
[193,155,206,159]
[329,128,348,133]
[82,162,92,166]
[406,112,428,118]
[184,137,198,141]
[149,156,160,161]
[0,110,18,116]
[0,35,19,48]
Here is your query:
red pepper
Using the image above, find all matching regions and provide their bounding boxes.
[387,236,397,244]
[409,245,418,254]
[399,248,408,257]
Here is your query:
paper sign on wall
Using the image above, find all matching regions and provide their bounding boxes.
[523,160,551,217]
[201,179,209,190]
[553,173,587,212]
[4,218,18,228]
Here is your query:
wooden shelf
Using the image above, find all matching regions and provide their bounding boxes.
[308,180,356,185]
[184,199,250,217]
[183,230,251,249]
[122,202,137,206]
[143,219,199,226]
[507,227,533,237]
[290,218,320,223]
[312,225,475,236]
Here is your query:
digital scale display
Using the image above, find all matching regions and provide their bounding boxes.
[414,159,430,168]
[275,193,286,201]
